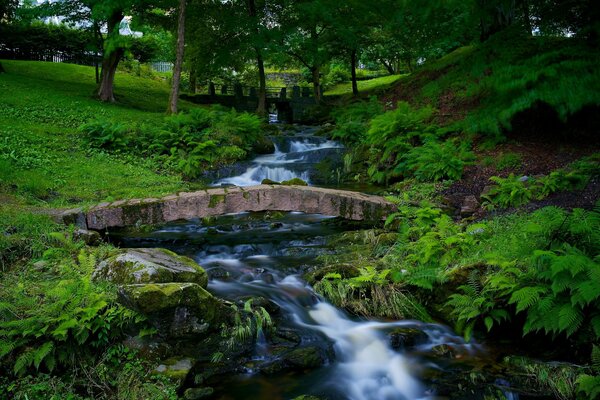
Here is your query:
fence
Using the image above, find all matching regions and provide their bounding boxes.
[151,62,173,73]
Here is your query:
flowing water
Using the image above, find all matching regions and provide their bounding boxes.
[213,125,344,187]
[111,213,485,400]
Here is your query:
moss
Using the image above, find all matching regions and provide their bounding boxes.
[120,282,216,314]
[208,194,226,208]
[242,191,250,199]
[281,178,308,186]
[261,178,280,185]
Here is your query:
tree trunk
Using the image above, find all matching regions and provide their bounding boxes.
[350,48,359,96]
[189,64,197,93]
[247,0,266,116]
[98,11,124,102]
[167,0,187,114]
[0,61,5,73]
[256,50,267,116]
[381,59,395,75]
[521,0,532,35]
[311,67,321,103]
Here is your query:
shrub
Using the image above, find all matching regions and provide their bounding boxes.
[331,96,384,144]
[365,102,436,183]
[399,139,475,181]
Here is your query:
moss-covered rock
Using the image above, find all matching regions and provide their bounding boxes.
[253,136,275,154]
[281,178,308,186]
[261,346,326,375]
[261,178,280,185]
[118,282,219,317]
[94,248,208,288]
[154,357,194,382]
[184,387,214,399]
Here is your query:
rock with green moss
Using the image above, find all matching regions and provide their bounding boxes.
[94,248,208,287]
[261,178,280,185]
[184,387,214,399]
[154,357,194,382]
[292,396,322,400]
[261,346,326,375]
[118,282,219,317]
[281,178,308,186]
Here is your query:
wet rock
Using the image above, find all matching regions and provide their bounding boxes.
[154,357,194,381]
[236,295,280,314]
[94,248,208,287]
[123,335,171,359]
[184,387,214,400]
[118,282,219,316]
[519,175,530,182]
[207,267,231,280]
[389,328,427,350]
[73,228,102,246]
[281,178,308,186]
[305,264,360,285]
[253,136,275,154]
[270,222,284,229]
[460,195,479,217]
[431,344,456,359]
[261,346,326,375]
[293,396,322,400]
[170,306,210,337]
[480,185,494,199]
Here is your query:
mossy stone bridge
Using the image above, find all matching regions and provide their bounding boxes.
[181,83,319,123]
[59,185,397,230]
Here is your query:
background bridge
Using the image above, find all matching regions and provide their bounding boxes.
[181,83,319,123]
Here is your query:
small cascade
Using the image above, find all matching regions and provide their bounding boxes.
[214,131,343,187]
[113,212,482,400]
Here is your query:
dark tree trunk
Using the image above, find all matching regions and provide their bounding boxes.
[168,0,187,114]
[521,0,532,35]
[479,0,517,41]
[0,61,5,73]
[189,64,197,93]
[311,67,321,103]
[256,50,267,116]
[381,59,395,75]
[98,11,124,102]
[350,49,359,96]
[248,0,266,116]
[93,21,101,84]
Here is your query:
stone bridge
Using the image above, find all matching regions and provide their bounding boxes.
[58,185,397,230]
[181,84,318,123]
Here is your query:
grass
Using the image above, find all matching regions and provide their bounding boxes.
[384,32,600,136]
[324,74,404,96]
[0,60,195,209]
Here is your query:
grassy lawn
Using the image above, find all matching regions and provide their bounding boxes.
[324,74,405,96]
[0,60,194,210]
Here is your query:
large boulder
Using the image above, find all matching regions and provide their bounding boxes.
[118,282,218,317]
[94,248,208,287]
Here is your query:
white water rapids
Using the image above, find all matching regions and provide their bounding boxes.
[214,135,343,186]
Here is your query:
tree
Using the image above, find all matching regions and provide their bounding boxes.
[276,0,336,103]
[167,0,186,114]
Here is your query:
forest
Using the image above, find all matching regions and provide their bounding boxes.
[0,0,599,399]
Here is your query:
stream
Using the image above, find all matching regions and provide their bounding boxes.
[112,212,486,400]
[111,124,521,399]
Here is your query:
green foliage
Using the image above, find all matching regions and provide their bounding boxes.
[399,139,475,181]
[365,102,437,183]
[220,300,274,351]
[81,106,263,179]
[0,243,144,376]
[314,267,432,321]
[482,174,532,209]
[496,152,522,170]
[444,206,600,342]
[482,155,599,209]
[331,96,384,144]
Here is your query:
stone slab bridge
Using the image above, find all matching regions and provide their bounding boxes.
[58,185,397,230]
